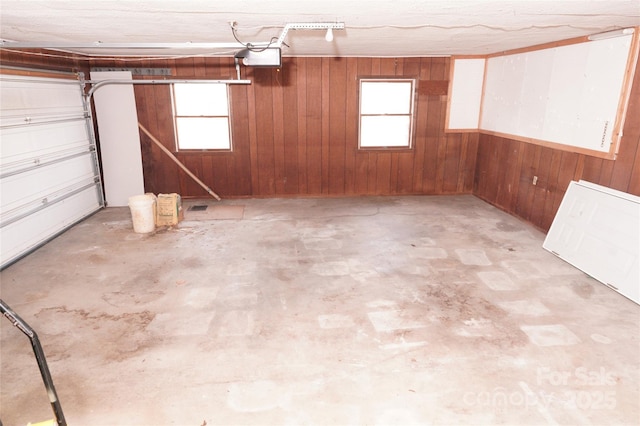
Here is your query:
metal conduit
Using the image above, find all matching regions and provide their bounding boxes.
[86,78,251,99]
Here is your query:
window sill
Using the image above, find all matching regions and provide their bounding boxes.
[175,149,234,154]
[357,147,414,153]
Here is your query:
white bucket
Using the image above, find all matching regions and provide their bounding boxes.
[128,194,156,233]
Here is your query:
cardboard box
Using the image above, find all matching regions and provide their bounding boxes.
[156,193,183,226]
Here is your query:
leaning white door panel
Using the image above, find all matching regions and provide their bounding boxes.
[90,71,144,206]
[543,180,640,304]
[0,73,104,269]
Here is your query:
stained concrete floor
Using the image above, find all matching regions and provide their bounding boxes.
[1,195,638,426]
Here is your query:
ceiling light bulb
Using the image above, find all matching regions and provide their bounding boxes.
[325,28,333,42]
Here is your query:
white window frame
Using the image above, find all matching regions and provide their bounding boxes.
[172,83,233,151]
[358,78,416,150]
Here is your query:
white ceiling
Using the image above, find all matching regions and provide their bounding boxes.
[1,1,639,58]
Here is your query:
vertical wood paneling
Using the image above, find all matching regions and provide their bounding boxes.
[154,81,181,192]
[367,153,378,194]
[550,152,579,215]
[494,138,518,209]
[254,68,276,195]
[607,61,640,193]
[75,55,480,199]
[0,49,88,74]
[354,58,372,194]
[411,58,430,193]
[344,58,359,195]
[433,58,448,193]
[296,59,309,195]
[202,157,217,196]
[398,58,421,194]
[229,82,252,195]
[376,153,392,195]
[581,156,604,184]
[629,134,640,194]
[529,147,553,228]
[272,67,286,194]
[306,58,323,194]
[328,58,347,194]
[12,50,640,235]
[443,134,462,193]
[371,58,381,74]
[599,159,615,188]
[320,59,331,195]
[514,143,538,219]
[466,134,480,191]
[540,148,563,228]
[133,71,156,194]
[181,155,206,196]
[245,66,259,195]
[454,134,468,193]
[609,96,640,191]
[282,60,299,194]
[389,152,400,193]
[423,59,441,193]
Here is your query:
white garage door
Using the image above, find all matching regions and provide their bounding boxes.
[0,72,104,269]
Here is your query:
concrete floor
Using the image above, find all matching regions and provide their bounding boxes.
[1,195,638,426]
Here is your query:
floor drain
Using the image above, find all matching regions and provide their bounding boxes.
[188,205,208,211]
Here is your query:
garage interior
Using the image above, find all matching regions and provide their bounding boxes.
[1,2,639,425]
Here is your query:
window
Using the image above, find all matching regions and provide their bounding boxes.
[359,79,416,149]
[172,83,232,150]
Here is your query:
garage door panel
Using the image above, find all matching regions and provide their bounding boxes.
[0,73,104,269]
[1,154,98,222]
[0,120,91,174]
[0,78,86,120]
[0,186,102,267]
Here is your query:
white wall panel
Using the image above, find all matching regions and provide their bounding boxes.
[447,58,485,130]
[480,34,634,156]
[90,71,144,206]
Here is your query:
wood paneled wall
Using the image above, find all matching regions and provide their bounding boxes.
[0,49,90,75]
[7,49,637,234]
[89,56,478,198]
[473,58,640,232]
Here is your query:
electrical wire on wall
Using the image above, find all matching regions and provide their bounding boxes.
[230,21,286,52]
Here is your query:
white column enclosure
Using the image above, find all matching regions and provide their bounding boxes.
[90,71,145,206]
